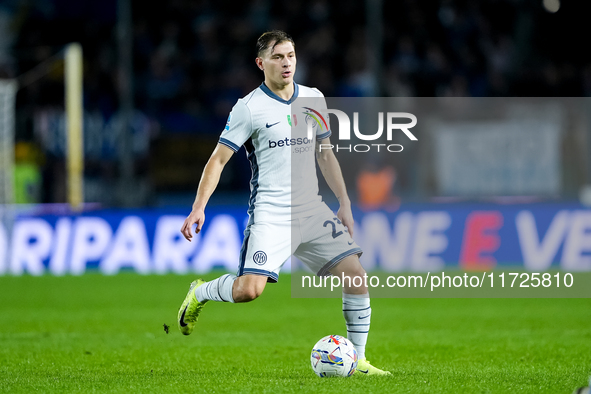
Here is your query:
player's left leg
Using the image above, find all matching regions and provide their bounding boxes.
[296,209,391,375]
[329,254,391,376]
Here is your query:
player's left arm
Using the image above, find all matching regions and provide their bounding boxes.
[316,137,355,236]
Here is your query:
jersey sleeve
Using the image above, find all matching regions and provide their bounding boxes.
[219,100,253,152]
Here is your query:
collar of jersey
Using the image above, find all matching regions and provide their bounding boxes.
[259,82,299,104]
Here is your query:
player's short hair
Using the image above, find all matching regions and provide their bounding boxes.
[256,30,295,57]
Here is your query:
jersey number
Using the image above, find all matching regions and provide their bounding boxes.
[323,218,343,239]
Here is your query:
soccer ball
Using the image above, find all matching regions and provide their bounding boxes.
[310,335,358,377]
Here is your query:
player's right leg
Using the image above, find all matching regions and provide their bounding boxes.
[177,220,291,335]
[177,274,267,335]
[178,278,208,335]
[232,274,268,302]
[177,274,268,335]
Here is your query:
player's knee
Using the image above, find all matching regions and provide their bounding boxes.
[233,277,266,303]
[342,263,366,279]
[235,286,263,302]
[330,255,366,278]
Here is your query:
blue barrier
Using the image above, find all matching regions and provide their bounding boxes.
[0,203,589,275]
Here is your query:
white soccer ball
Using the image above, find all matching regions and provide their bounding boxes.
[310,335,358,377]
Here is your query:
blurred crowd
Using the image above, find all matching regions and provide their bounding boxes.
[2,0,590,132]
[1,0,590,204]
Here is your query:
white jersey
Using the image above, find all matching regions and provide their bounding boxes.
[219,83,331,223]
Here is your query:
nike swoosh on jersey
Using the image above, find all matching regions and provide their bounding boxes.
[266,122,280,128]
[179,305,189,327]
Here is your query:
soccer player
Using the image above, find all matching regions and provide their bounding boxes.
[178,30,390,376]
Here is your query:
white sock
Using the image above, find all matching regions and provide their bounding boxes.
[195,274,236,303]
[342,293,370,360]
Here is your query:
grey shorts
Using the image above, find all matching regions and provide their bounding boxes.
[237,205,362,282]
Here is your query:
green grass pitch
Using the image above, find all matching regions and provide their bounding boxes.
[0,272,590,393]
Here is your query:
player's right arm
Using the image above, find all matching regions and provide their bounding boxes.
[181,98,253,241]
[180,143,235,241]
